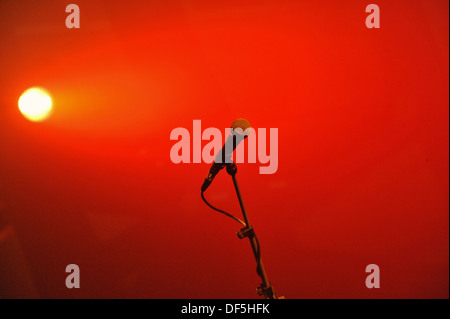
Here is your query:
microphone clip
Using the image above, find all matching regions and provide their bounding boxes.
[225,161,237,176]
[236,225,254,240]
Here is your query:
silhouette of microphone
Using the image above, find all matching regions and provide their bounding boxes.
[201,118,251,192]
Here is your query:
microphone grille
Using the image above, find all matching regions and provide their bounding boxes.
[231,118,251,132]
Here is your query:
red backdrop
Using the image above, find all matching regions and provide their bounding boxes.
[0,0,448,298]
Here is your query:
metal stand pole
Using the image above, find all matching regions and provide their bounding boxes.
[226,162,278,299]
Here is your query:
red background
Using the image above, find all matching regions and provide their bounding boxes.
[0,0,448,298]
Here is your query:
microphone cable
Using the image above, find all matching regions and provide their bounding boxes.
[201,191,246,226]
[201,190,264,280]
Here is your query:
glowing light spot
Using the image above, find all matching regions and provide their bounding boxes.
[18,87,53,122]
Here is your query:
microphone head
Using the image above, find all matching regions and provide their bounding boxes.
[231,118,251,137]
[214,118,251,165]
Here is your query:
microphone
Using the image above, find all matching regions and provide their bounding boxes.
[201,118,251,192]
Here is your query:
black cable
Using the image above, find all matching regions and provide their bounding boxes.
[201,191,264,288]
[201,191,246,226]
[254,233,262,277]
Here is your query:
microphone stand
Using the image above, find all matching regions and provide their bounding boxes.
[225,161,279,299]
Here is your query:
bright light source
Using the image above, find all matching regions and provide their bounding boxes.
[18,87,53,122]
